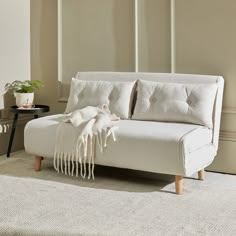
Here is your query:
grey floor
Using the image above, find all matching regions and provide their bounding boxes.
[0,150,181,193]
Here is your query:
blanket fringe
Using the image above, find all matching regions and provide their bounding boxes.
[54,128,117,179]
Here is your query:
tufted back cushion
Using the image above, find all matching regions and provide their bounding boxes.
[132,80,217,128]
[75,72,224,149]
[65,78,136,119]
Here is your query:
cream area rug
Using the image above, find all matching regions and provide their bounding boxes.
[0,154,236,236]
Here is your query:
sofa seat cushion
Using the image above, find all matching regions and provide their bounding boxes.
[24,115,213,176]
[95,120,213,176]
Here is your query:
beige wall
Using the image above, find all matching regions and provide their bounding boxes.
[59,0,135,100]
[0,0,30,110]
[138,0,171,72]
[0,0,30,154]
[173,0,236,173]
[175,0,236,107]
[31,0,65,114]
[0,0,63,155]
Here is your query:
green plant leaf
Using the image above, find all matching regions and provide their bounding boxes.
[4,80,44,93]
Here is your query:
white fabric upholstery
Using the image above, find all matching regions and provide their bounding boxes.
[95,120,214,176]
[65,78,135,119]
[132,80,217,128]
[25,115,213,176]
[25,114,65,158]
[24,72,224,178]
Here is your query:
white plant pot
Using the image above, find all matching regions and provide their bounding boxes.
[15,92,34,108]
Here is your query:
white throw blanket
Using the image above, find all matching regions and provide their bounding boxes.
[54,105,119,179]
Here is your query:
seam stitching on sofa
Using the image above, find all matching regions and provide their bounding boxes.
[178,127,203,175]
[188,143,212,154]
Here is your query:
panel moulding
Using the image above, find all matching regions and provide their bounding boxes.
[57,0,63,101]
[222,107,236,114]
[220,130,236,142]
[134,0,138,72]
[170,0,175,73]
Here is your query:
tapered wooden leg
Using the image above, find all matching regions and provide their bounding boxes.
[35,156,43,171]
[198,169,204,180]
[175,176,183,195]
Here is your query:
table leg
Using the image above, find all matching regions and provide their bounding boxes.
[7,113,18,157]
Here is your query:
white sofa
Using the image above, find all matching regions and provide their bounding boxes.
[24,72,224,194]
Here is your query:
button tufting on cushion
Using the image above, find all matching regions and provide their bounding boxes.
[149,94,157,103]
[65,78,136,119]
[79,92,84,98]
[133,80,217,128]
[186,98,192,105]
[108,92,113,101]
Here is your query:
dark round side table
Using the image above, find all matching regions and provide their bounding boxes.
[7,105,50,157]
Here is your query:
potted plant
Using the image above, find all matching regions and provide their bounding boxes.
[4,80,43,108]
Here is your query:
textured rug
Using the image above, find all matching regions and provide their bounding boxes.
[0,155,236,236]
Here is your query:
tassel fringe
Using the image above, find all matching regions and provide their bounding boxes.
[53,127,117,179]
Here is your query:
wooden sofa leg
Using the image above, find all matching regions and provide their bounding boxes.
[175,176,183,195]
[35,156,43,171]
[198,169,204,180]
